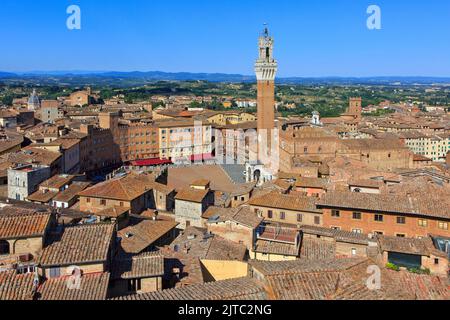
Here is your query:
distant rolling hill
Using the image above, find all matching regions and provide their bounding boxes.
[0,72,17,78]
[1,71,450,86]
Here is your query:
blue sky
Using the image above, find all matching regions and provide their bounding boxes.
[1,0,450,77]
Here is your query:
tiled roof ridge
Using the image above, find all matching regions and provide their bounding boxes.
[0,211,51,218]
[113,276,265,300]
[116,178,135,200]
[63,222,115,230]
[264,258,370,277]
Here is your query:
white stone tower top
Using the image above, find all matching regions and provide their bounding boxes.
[28,89,40,111]
[255,25,278,81]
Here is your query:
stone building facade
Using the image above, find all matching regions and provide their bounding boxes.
[7,164,51,201]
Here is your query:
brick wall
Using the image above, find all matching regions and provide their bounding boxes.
[249,205,322,227]
[322,208,450,238]
[257,81,275,131]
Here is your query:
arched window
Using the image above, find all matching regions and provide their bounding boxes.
[0,240,10,255]
[354,188,362,193]
[253,170,261,183]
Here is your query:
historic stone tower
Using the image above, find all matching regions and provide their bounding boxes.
[246,26,279,186]
[348,97,362,121]
[255,26,278,134]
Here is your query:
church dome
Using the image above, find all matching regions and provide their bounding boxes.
[28,89,40,110]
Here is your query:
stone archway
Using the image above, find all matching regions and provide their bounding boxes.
[253,169,261,183]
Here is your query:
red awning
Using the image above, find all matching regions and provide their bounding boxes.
[130,158,172,166]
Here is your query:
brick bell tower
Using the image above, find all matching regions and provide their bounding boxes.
[255,25,278,136]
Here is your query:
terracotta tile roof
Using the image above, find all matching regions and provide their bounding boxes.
[170,227,247,261]
[257,225,299,243]
[317,191,450,220]
[140,209,159,219]
[265,271,343,300]
[231,206,264,229]
[118,256,447,300]
[277,172,303,181]
[118,219,179,254]
[248,191,321,213]
[250,258,386,300]
[254,240,300,256]
[378,235,436,256]
[4,147,61,166]
[27,190,59,203]
[37,273,110,300]
[0,198,52,215]
[191,179,210,187]
[295,177,328,189]
[206,206,263,229]
[152,182,174,194]
[381,270,450,300]
[202,206,227,220]
[0,212,51,240]
[250,257,450,300]
[272,179,293,190]
[230,182,256,197]
[300,238,336,260]
[52,182,91,203]
[52,138,80,150]
[155,118,203,128]
[0,131,23,154]
[78,173,157,201]
[175,188,209,203]
[397,131,428,139]
[39,224,115,267]
[0,270,35,300]
[348,179,384,189]
[251,181,292,199]
[39,174,75,190]
[159,249,205,286]
[95,206,130,218]
[330,261,450,300]
[116,277,266,300]
[340,138,407,151]
[112,253,164,280]
[156,227,248,288]
[217,121,257,130]
[206,237,247,261]
[249,257,367,276]
[299,225,371,245]
[167,165,237,193]
[387,176,450,199]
